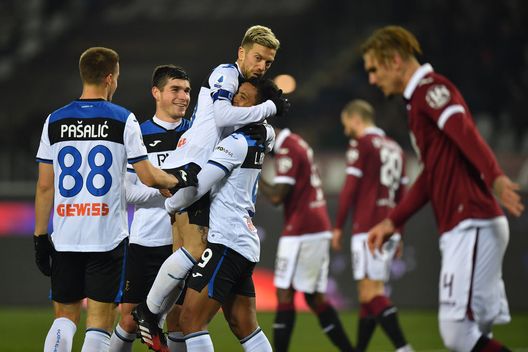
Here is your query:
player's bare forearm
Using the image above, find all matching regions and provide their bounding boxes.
[134,160,178,189]
[34,163,54,235]
[258,178,290,205]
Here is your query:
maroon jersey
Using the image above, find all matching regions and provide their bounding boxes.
[389,64,503,234]
[273,129,331,236]
[335,128,406,235]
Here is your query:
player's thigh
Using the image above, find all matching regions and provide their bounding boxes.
[292,234,331,293]
[86,298,118,332]
[85,239,127,304]
[174,212,208,260]
[351,233,399,282]
[122,243,172,304]
[222,295,258,340]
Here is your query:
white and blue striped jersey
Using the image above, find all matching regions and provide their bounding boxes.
[36,99,148,252]
[126,116,191,247]
[161,62,276,170]
[165,126,273,262]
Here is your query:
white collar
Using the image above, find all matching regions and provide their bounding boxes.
[364,126,385,136]
[403,63,434,100]
[235,62,244,79]
[273,128,291,153]
[153,115,182,130]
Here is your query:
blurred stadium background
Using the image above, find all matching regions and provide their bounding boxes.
[0,0,527,349]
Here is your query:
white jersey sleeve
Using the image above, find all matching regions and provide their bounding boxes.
[36,115,52,163]
[123,113,148,163]
[125,172,162,204]
[209,64,276,128]
[207,133,247,172]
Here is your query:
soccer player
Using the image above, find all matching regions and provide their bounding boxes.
[362,26,524,352]
[161,79,277,352]
[33,47,195,352]
[109,65,192,352]
[132,25,289,350]
[259,125,355,352]
[332,99,412,352]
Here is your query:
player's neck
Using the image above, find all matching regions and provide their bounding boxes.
[155,112,182,124]
[401,59,421,91]
[80,85,108,100]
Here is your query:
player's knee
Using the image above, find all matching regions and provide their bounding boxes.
[179,305,203,334]
[303,292,325,311]
[119,313,137,334]
[439,319,481,352]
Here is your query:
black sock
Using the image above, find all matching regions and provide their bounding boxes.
[471,335,511,352]
[316,303,355,352]
[273,304,296,352]
[376,306,407,348]
[357,304,376,352]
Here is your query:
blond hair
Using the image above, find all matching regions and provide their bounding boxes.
[361,25,422,64]
[342,99,375,123]
[241,25,280,50]
[79,47,119,85]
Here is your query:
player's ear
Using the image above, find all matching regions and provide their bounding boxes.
[152,86,160,101]
[237,46,245,62]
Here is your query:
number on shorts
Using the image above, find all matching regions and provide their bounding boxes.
[58,145,113,197]
[442,272,454,298]
[198,248,213,268]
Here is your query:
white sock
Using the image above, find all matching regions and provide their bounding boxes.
[44,317,77,352]
[147,247,195,315]
[168,331,187,352]
[109,324,136,352]
[240,328,272,352]
[81,329,111,352]
[396,344,414,352]
[185,331,214,352]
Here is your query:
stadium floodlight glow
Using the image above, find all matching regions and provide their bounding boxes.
[273,74,296,94]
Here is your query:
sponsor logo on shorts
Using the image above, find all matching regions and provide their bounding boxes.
[192,272,203,278]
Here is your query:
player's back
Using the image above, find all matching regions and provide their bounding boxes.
[164,63,243,169]
[207,130,265,263]
[349,129,405,234]
[274,130,331,236]
[37,99,146,252]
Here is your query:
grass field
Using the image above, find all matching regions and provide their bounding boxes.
[1,307,527,351]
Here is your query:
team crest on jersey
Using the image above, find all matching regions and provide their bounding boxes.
[277,156,292,173]
[346,148,359,163]
[425,84,451,109]
[177,137,187,148]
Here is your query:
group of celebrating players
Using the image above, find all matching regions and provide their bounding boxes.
[33,23,523,352]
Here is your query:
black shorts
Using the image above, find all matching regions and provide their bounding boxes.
[187,242,256,304]
[51,239,127,303]
[121,243,172,303]
[164,162,210,227]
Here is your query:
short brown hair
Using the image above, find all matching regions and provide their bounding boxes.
[342,99,375,123]
[79,47,119,85]
[361,26,422,64]
[241,25,280,50]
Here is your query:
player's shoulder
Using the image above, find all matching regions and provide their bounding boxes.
[139,119,164,135]
[277,133,302,156]
[413,71,458,110]
[210,63,240,79]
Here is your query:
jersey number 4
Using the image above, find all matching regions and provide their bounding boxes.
[58,145,113,197]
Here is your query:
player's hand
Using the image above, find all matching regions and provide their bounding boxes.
[331,228,343,251]
[269,89,291,117]
[493,175,524,217]
[159,189,172,198]
[170,169,198,193]
[367,218,395,255]
[34,234,53,276]
[237,123,267,146]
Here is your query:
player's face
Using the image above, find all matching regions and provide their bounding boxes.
[341,112,360,138]
[363,51,402,96]
[155,78,191,121]
[233,82,258,107]
[107,63,120,101]
[238,43,276,79]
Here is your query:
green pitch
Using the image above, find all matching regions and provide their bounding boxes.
[1,307,527,351]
